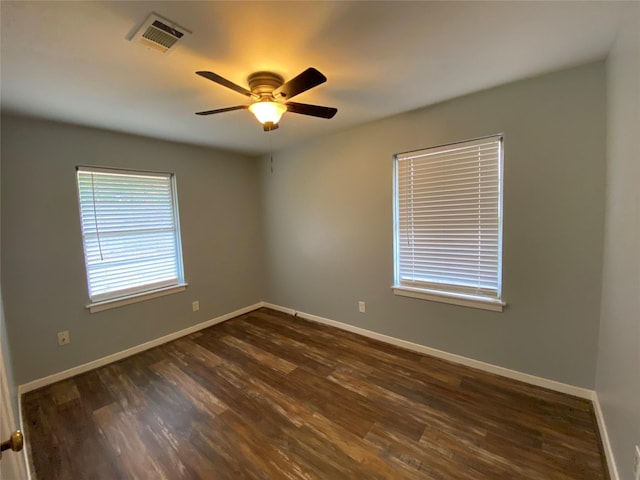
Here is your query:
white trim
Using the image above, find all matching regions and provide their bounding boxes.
[1,344,29,478]
[392,286,505,312]
[16,301,614,477]
[87,284,188,313]
[591,391,620,480]
[262,303,296,315]
[262,302,592,399]
[19,303,261,394]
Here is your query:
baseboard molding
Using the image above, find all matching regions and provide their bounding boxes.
[591,391,620,480]
[18,302,262,394]
[19,299,596,399]
[262,302,594,400]
[17,301,615,477]
[265,302,617,478]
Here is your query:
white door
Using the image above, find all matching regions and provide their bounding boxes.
[0,292,28,480]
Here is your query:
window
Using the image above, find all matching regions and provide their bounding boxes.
[393,135,505,312]
[76,167,185,311]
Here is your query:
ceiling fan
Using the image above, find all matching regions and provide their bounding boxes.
[195,67,337,131]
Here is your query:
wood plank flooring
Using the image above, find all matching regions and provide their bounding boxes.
[23,308,609,479]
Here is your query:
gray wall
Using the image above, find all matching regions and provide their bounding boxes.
[260,62,606,388]
[1,115,264,385]
[596,5,640,480]
[0,63,611,394]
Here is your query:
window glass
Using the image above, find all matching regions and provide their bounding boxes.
[393,135,503,305]
[76,167,184,303]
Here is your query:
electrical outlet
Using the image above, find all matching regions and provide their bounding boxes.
[358,301,366,313]
[192,300,199,312]
[634,445,640,480]
[57,331,70,346]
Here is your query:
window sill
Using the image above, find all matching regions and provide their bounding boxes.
[392,286,505,312]
[86,284,188,313]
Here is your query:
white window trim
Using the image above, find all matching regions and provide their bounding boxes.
[392,134,505,311]
[86,283,188,313]
[76,166,186,310]
[392,285,505,312]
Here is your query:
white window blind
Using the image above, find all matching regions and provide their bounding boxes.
[394,135,503,302]
[76,167,184,303]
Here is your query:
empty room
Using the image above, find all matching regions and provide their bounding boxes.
[0,1,638,479]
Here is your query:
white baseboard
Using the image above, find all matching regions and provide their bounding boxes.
[591,391,620,480]
[17,301,615,477]
[267,302,617,475]
[18,302,262,394]
[21,301,593,400]
[262,302,593,400]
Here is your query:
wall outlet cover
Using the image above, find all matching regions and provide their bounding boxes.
[57,331,70,346]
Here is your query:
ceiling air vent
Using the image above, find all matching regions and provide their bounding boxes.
[130,13,190,54]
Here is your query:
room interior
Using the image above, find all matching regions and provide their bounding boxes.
[0,1,638,479]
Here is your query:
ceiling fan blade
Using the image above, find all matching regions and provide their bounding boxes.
[195,105,249,115]
[273,68,327,100]
[196,71,253,98]
[285,102,337,119]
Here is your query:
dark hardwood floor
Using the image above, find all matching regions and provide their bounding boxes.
[23,308,609,479]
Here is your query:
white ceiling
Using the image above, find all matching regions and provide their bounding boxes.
[0,1,626,156]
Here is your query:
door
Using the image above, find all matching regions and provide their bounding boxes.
[0,293,28,480]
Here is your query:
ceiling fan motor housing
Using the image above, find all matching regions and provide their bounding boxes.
[247,71,285,98]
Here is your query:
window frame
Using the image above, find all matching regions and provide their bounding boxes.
[76,166,187,312]
[392,135,506,312]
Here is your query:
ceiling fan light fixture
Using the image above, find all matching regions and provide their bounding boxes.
[195,68,337,129]
[249,101,287,125]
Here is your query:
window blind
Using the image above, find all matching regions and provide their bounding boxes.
[394,135,503,300]
[76,167,184,303]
